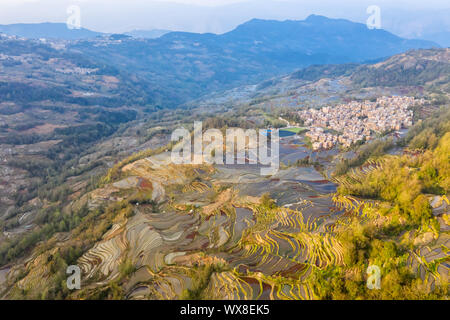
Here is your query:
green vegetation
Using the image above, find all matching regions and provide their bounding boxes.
[260,193,277,209]
[119,258,137,278]
[0,203,89,266]
[181,263,228,300]
[401,106,450,149]
[310,220,448,299]
[338,133,448,230]
[0,198,134,267]
[281,127,307,134]
[313,123,449,300]
[263,115,287,129]
[291,63,358,81]
[334,138,394,176]
[102,143,174,184]
[351,49,450,88]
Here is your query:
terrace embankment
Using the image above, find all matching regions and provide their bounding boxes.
[3,133,448,299]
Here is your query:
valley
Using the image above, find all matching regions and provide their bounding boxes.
[0,19,448,300]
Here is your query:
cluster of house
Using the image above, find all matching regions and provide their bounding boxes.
[0,33,22,40]
[300,96,424,150]
[55,67,99,75]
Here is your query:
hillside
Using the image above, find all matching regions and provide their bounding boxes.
[289,49,450,90]
[0,34,164,218]
[0,47,448,300]
[1,105,447,300]
[350,49,450,89]
[0,20,442,224]
[69,15,438,104]
[192,48,449,110]
[0,17,439,107]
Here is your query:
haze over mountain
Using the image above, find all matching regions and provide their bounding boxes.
[0,23,103,40]
[1,0,448,46]
[0,23,172,40]
[125,29,172,39]
[67,15,438,105]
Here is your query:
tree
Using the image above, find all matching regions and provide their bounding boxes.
[412,195,432,224]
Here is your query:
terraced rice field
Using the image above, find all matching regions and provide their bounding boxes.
[71,150,357,299]
[332,159,384,189]
[72,152,448,300]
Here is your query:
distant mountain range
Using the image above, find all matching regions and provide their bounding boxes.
[125,29,171,39]
[0,23,172,40]
[67,15,439,105]
[0,16,440,106]
[0,23,103,40]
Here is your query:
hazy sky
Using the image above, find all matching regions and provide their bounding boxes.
[1,0,449,37]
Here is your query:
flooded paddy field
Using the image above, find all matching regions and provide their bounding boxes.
[279,135,339,166]
[52,147,351,300]
[7,122,447,300]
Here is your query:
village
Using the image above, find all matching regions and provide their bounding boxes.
[299,96,424,150]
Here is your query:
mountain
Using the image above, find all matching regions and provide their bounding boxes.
[291,48,450,88]
[0,18,444,240]
[125,29,171,39]
[0,23,103,40]
[350,49,450,88]
[188,48,450,110]
[70,15,439,105]
[221,15,438,60]
[0,34,164,213]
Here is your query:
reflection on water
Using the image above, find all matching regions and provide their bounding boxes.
[279,135,339,165]
[278,130,297,138]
